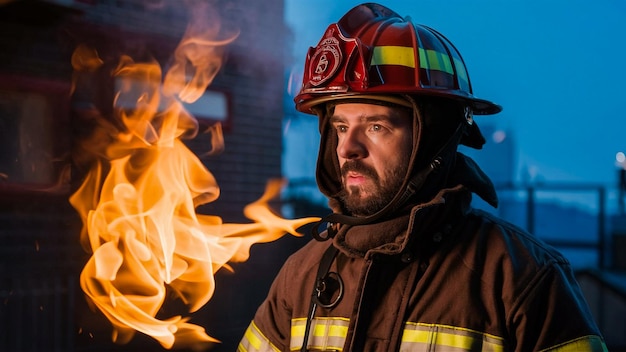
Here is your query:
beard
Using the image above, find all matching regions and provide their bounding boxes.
[338,158,409,217]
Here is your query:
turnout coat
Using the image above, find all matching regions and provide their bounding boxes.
[239,161,606,352]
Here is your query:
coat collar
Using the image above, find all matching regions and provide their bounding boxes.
[331,153,497,258]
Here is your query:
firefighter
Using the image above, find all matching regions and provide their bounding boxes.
[239,3,607,351]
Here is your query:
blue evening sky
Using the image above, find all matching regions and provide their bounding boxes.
[284,0,626,189]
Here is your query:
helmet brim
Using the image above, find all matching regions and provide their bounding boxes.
[296,93,413,114]
[296,92,502,116]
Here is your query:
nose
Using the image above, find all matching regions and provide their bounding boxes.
[337,129,367,160]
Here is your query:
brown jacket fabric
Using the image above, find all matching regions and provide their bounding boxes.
[242,162,606,351]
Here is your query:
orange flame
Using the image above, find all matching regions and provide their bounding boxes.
[69,3,319,349]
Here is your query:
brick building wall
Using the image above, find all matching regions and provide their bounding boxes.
[0,1,299,351]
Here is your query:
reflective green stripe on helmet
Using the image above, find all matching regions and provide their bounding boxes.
[369,46,470,90]
[370,46,457,73]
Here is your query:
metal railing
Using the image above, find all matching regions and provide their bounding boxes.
[492,183,608,269]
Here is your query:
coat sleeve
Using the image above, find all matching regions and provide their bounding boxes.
[509,261,608,351]
[238,258,295,352]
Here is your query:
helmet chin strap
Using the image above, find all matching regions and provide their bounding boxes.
[310,121,467,241]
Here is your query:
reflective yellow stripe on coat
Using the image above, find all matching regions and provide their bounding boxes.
[290,317,349,351]
[539,335,608,352]
[242,318,608,352]
[401,322,505,352]
[290,318,505,352]
[238,321,280,352]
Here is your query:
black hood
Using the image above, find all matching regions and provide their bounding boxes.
[314,96,495,221]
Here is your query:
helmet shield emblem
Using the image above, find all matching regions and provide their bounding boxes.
[301,23,364,93]
[309,36,342,87]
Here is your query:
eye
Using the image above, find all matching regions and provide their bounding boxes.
[334,124,348,133]
[369,124,383,132]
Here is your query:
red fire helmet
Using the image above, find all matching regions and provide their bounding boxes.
[294,3,501,115]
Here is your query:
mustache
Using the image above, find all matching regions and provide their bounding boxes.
[341,161,378,181]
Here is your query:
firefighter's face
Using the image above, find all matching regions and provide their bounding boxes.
[331,103,413,217]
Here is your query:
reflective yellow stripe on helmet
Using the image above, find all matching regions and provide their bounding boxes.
[290,317,349,351]
[371,46,468,84]
[539,335,608,352]
[238,321,280,352]
[400,322,505,352]
[371,46,416,68]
